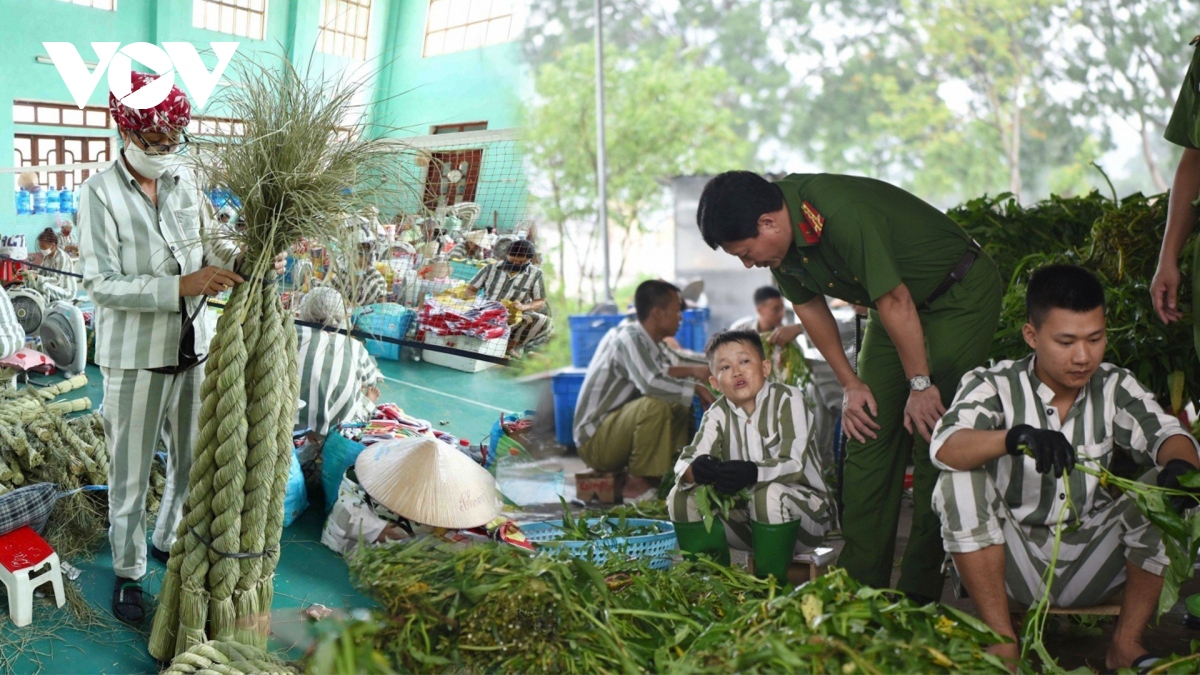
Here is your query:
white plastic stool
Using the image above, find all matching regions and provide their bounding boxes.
[0,526,65,627]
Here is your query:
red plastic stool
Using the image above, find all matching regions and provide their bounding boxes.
[0,526,65,627]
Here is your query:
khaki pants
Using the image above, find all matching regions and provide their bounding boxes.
[578,397,692,477]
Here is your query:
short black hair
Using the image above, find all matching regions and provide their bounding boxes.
[508,239,536,258]
[634,280,681,322]
[705,329,766,365]
[753,285,783,305]
[696,171,785,249]
[1026,264,1106,327]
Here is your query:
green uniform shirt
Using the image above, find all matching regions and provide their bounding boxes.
[770,174,974,309]
[1165,37,1200,149]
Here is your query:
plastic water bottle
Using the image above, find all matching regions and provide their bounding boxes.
[45,189,60,214]
[15,190,31,216]
[58,189,74,214]
[31,189,46,214]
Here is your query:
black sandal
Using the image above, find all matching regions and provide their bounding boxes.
[112,577,145,625]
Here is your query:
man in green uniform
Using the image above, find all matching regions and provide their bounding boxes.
[696,171,1003,602]
[1152,35,1200,349]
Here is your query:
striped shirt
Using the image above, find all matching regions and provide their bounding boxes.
[328,267,388,307]
[32,249,78,302]
[674,382,827,496]
[447,242,486,261]
[469,263,546,304]
[296,325,384,436]
[573,321,695,447]
[77,158,237,369]
[931,355,1199,528]
[0,287,25,359]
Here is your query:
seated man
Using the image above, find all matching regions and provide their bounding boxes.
[574,280,716,499]
[28,227,78,302]
[668,330,830,582]
[930,264,1200,671]
[466,239,552,355]
[447,229,490,261]
[296,287,384,442]
[729,285,790,334]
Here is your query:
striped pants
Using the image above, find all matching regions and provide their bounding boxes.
[667,482,830,552]
[933,468,1168,609]
[509,311,553,349]
[100,367,201,580]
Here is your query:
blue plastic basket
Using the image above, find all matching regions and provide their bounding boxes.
[674,307,711,352]
[551,369,587,446]
[568,314,627,367]
[352,303,414,361]
[519,518,676,570]
[449,259,487,282]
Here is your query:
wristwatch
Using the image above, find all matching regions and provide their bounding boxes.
[908,375,932,392]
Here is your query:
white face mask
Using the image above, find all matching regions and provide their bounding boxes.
[39,247,52,255]
[122,137,179,178]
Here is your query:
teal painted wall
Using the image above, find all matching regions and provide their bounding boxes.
[0,0,526,240]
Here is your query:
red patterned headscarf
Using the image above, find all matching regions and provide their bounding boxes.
[108,71,191,133]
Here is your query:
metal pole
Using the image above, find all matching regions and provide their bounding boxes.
[594,0,613,301]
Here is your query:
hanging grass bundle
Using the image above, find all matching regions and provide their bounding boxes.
[148,54,416,660]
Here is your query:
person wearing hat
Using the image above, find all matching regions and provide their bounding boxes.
[465,239,553,355]
[77,71,283,624]
[296,286,384,442]
[27,227,77,302]
[58,222,78,258]
[448,230,490,261]
[696,170,1004,605]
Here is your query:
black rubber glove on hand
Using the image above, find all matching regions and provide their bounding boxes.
[689,454,722,485]
[1157,458,1200,513]
[714,460,758,495]
[1006,424,1075,477]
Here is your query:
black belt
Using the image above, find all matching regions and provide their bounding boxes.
[919,247,978,311]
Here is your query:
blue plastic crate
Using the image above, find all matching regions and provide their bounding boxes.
[551,368,588,446]
[352,303,414,361]
[449,259,487,282]
[675,307,711,352]
[568,314,626,367]
[519,518,677,570]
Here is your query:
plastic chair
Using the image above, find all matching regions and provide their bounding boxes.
[0,526,65,627]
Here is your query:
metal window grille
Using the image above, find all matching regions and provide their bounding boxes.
[424,0,518,57]
[317,0,373,60]
[53,0,116,9]
[192,0,267,40]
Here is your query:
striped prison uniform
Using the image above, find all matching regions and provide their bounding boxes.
[668,382,830,551]
[446,242,486,260]
[296,325,384,437]
[30,249,78,302]
[327,267,388,308]
[930,355,1197,608]
[574,321,695,476]
[0,287,24,359]
[78,158,238,580]
[469,262,553,349]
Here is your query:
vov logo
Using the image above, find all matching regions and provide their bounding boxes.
[42,42,240,110]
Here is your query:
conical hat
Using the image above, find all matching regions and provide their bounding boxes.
[355,437,500,529]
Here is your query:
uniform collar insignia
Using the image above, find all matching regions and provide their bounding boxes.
[797,201,825,245]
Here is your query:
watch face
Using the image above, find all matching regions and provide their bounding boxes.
[910,375,932,391]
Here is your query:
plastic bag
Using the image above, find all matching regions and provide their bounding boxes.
[283,450,308,527]
[322,431,367,513]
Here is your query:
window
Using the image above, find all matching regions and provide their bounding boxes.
[432,122,488,135]
[186,115,246,138]
[13,101,111,129]
[423,149,483,210]
[424,0,519,57]
[53,0,116,9]
[318,0,372,60]
[14,134,112,190]
[192,0,267,40]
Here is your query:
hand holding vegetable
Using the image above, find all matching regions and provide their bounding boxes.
[1156,458,1200,513]
[714,460,758,495]
[689,454,722,485]
[1006,424,1075,477]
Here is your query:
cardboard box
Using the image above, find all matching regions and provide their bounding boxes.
[575,471,626,504]
[423,332,507,373]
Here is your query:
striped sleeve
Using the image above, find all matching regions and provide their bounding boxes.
[615,330,694,405]
[1110,368,1200,465]
[469,264,494,289]
[78,182,180,313]
[530,268,546,301]
[673,402,725,488]
[755,385,810,484]
[0,287,24,358]
[930,368,1006,471]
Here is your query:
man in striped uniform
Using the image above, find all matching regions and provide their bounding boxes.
[295,287,383,439]
[78,73,249,624]
[447,229,489,261]
[930,265,1200,671]
[29,227,77,302]
[575,280,716,499]
[668,330,829,581]
[465,239,552,354]
[0,286,24,359]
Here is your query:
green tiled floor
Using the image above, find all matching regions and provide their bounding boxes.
[1,358,536,673]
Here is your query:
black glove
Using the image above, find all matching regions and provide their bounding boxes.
[1005,424,1075,478]
[714,460,759,495]
[1157,459,1200,513]
[689,454,722,485]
